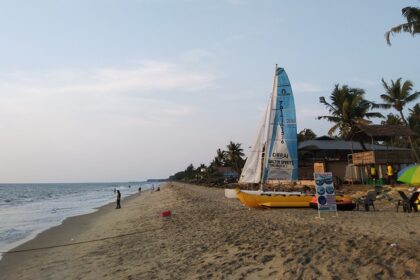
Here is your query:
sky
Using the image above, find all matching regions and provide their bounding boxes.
[0,0,419,183]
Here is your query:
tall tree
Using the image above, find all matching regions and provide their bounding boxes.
[408,104,420,134]
[386,5,420,45]
[318,84,383,140]
[381,113,403,126]
[374,78,419,125]
[408,104,420,157]
[297,128,317,142]
[374,78,420,161]
[381,113,406,148]
[210,148,226,168]
[225,141,245,174]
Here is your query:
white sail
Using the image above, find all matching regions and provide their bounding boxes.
[238,98,270,183]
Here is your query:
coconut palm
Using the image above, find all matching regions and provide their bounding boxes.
[210,148,226,168]
[408,104,420,157]
[225,141,245,174]
[386,6,420,45]
[381,113,403,126]
[318,84,383,140]
[374,78,419,125]
[374,78,420,161]
[297,128,317,142]
[408,104,420,133]
[380,114,407,148]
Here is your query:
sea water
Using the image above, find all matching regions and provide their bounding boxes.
[0,182,158,259]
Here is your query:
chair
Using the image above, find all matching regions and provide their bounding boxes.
[356,191,376,211]
[397,191,419,213]
[365,191,376,211]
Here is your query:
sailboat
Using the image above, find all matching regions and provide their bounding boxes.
[233,65,314,208]
[234,66,355,209]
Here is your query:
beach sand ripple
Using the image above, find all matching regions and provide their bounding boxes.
[1,182,420,279]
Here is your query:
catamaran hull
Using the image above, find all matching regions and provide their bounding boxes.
[236,190,312,208]
[224,189,302,199]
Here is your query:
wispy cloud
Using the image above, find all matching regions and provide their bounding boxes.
[0,60,214,125]
[0,60,215,96]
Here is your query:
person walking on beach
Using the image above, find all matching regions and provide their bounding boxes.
[116,190,121,209]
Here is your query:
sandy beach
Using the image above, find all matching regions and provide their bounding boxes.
[1,182,420,279]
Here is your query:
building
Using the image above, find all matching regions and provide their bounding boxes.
[298,136,414,183]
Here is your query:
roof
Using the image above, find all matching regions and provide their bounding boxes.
[354,125,417,141]
[298,138,409,151]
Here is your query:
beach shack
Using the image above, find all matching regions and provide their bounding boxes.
[298,134,414,183]
[348,125,418,183]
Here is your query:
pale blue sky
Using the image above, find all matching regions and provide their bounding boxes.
[0,0,419,182]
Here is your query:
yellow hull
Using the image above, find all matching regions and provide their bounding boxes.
[235,189,313,208]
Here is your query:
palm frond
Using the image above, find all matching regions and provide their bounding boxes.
[405,91,420,103]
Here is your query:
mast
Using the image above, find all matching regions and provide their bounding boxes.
[260,64,278,190]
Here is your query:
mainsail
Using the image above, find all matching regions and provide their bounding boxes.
[239,66,298,183]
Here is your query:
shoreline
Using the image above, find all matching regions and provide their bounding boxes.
[0,184,154,261]
[1,182,420,279]
[0,189,144,269]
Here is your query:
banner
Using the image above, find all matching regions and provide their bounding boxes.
[314,172,337,213]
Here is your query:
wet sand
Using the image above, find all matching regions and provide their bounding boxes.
[1,182,420,279]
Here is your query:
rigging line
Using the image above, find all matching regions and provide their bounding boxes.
[0,226,164,255]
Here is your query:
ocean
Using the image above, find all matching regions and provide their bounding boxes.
[0,181,157,259]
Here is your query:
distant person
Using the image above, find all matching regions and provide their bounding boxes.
[113,188,116,193]
[370,165,378,180]
[386,162,395,186]
[138,186,142,192]
[129,185,131,188]
[151,185,154,192]
[116,190,121,209]
[156,186,160,191]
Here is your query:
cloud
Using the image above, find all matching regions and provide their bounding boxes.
[293,82,324,93]
[0,60,215,97]
[0,60,215,124]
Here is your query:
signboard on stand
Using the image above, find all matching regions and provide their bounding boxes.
[314,172,337,218]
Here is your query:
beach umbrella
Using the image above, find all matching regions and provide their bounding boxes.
[397,164,420,185]
[397,163,418,178]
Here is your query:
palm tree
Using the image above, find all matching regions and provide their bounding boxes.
[381,114,406,147]
[318,84,383,140]
[210,148,226,168]
[408,104,420,133]
[386,6,420,45]
[408,104,420,157]
[225,141,245,174]
[297,128,317,142]
[374,78,420,161]
[375,78,419,125]
[381,113,403,126]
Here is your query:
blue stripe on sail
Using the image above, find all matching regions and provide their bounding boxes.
[263,67,298,181]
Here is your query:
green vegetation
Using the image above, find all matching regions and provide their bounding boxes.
[169,141,246,186]
[297,128,317,142]
[317,78,419,159]
[318,84,383,140]
[386,5,420,45]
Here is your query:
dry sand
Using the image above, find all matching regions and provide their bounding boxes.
[1,182,420,280]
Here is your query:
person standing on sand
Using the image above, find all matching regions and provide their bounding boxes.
[116,190,121,209]
[386,162,395,186]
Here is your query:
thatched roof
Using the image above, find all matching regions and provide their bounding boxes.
[354,125,417,141]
